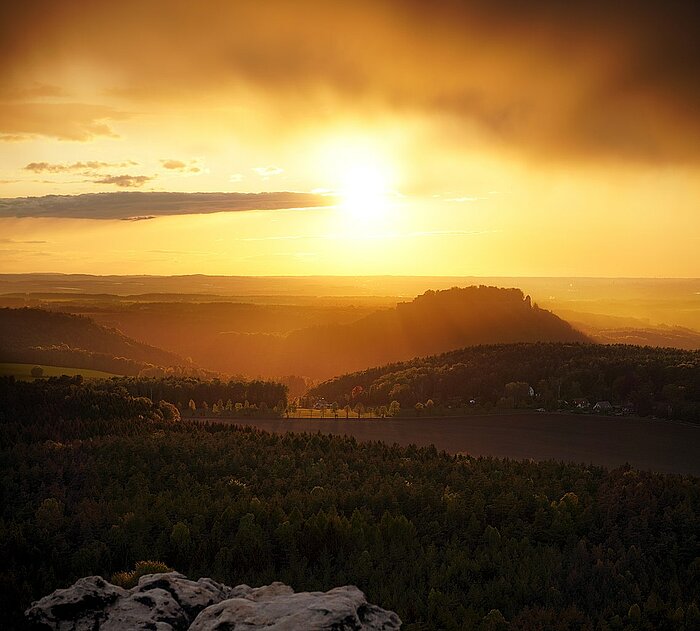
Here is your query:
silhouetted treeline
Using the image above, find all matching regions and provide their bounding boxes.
[0,376,180,449]
[309,342,700,421]
[2,344,150,376]
[112,376,287,412]
[1,388,699,629]
[0,376,286,448]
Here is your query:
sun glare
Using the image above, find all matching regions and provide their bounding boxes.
[339,162,392,222]
[310,134,401,235]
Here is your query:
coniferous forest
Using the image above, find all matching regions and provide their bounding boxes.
[1,377,699,629]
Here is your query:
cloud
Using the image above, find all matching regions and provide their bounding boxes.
[253,166,284,178]
[92,174,153,188]
[24,161,138,173]
[0,191,337,220]
[0,238,48,244]
[229,174,244,183]
[121,215,156,221]
[160,159,203,173]
[0,102,128,141]
[160,159,187,170]
[1,1,699,161]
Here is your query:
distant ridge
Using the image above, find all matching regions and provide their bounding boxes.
[212,286,589,379]
[0,307,186,376]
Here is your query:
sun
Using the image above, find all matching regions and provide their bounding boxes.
[311,134,400,232]
[339,162,392,222]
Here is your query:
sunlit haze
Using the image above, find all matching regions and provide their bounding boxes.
[1,1,699,276]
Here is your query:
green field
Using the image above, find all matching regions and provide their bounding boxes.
[0,362,119,380]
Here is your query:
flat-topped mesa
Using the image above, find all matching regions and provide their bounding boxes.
[25,572,402,630]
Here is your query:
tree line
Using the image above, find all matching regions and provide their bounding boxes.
[308,343,700,422]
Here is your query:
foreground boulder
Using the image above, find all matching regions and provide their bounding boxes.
[25,572,401,630]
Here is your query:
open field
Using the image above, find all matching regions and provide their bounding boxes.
[0,362,119,380]
[216,413,700,476]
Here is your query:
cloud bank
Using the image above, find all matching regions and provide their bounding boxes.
[0,191,337,220]
[1,0,698,162]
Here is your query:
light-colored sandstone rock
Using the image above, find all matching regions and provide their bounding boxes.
[25,576,127,630]
[26,574,401,630]
[190,584,400,630]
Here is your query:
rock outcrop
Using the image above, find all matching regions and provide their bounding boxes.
[25,572,401,630]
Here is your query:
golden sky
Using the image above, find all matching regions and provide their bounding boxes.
[1,0,699,276]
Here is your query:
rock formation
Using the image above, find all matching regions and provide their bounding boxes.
[25,572,402,630]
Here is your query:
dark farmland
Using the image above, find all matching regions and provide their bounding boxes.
[220,413,700,476]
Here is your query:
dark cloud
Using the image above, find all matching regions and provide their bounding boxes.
[1,1,698,161]
[0,191,337,220]
[92,175,152,188]
[24,160,138,173]
[121,215,156,222]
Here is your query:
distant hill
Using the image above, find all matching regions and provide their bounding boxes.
[0,307,186,376]
[307,342,700,421]
[0,288,589,380]
[201,286,588,379]
[552,308,700,350]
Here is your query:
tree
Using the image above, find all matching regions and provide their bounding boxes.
[505,381,530,407]
[483,609,508,631]
[627,603,641,624]
[332,402,339,418]
[30,366,44,378]
[158,400,180,421]
[351,385,364,400]
[188,399,196,417]
[425,399,434,414]
[389,400,400,417]
[415,402,424,416]
[170,521,191,557]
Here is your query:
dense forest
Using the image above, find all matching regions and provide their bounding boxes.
[308,343,700,422]
[1,378,699,629]
[0,376,286,447]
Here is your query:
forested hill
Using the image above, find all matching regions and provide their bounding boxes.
[307,342,700,421]
[211,286,589,379]
[0,307,185,375]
